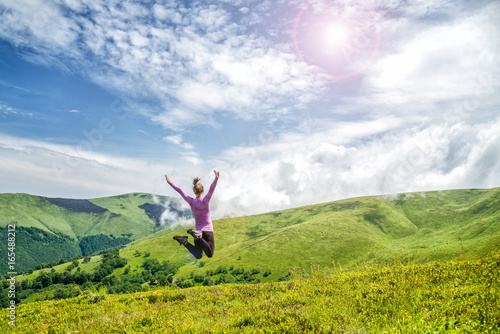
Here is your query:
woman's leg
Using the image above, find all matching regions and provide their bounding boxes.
[183,241,203,259]
[182,231,215,259]
[199,231,215,258]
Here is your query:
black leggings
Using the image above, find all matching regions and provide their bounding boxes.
[184,231,214,259]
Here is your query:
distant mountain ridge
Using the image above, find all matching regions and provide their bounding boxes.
[43,197,108,213]
[0,192,192,273]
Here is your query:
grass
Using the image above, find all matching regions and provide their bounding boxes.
[12,187,500,288]
[3,187,500,332]
[0,193,97,239]
[2,250,499,333]
[88,193,169,239]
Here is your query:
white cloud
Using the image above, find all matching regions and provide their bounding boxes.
[364,1,500,117]
[1,118,499,219]
[0,146,140,198]
[0,0,78,50]
[0,0,499,220]
[181,152,202,166]
[0,133,185,198]
[210,117,500,217]
[0,103,34,118]
[163,134,195,150]
[0,103,15,114]
[151,194,193,228]
[0,0,325,131]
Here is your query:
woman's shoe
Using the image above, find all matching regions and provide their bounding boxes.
[173,236,188,245]
[187,229,203,239]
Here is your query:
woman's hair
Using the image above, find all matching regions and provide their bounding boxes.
[192,177,204,197]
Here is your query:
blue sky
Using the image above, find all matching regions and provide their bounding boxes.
[0,0,499,218]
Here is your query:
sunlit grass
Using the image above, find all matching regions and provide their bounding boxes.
[3,250,499,333]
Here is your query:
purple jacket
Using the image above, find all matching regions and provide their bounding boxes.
[168,177,218,232]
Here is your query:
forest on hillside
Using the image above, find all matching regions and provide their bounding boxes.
[0,247,273,308]
[0,225,132,274]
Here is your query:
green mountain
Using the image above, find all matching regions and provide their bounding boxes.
[0,193,192,273]
[15,186,500,291]
[126,186,500,282]
[2,186,499,331]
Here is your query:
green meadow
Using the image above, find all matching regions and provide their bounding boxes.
[121,187,500,284]
[0,192,189,273]
[1,187,499,332]
[1,250,499,333]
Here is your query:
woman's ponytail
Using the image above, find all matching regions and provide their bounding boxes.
[192,177,204,197]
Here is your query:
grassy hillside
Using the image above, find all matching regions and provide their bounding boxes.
[2,250,498,333]
[126,187,500,283]
[0,193,191,273]
[0,192,189,239]
[2,187,498,332]
[14,187,500,295]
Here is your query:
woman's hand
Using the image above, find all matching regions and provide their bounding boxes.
[214,170,220,179]
[165,175,171,184]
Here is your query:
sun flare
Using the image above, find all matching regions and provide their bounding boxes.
[323,23,349,47]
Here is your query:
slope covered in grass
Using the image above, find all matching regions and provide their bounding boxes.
[7,186,500,309]
[15,187,500,287]
[0,192,189,240]
[16,188,496,287]
[0,192,192,273]
[126,187,500,282]
[2,250,499,333]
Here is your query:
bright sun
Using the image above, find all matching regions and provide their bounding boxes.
[323,23,348,47]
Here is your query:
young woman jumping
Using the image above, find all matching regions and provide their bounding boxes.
[165,170,219,259]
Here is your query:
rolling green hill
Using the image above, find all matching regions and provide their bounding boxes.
[128,187,500,283]
[2,187,499,331]
[0,193,192,273]
[12,186,500,296]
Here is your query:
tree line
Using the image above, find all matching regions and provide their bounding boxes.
[0,248,182,308]
[0,225,132,275]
